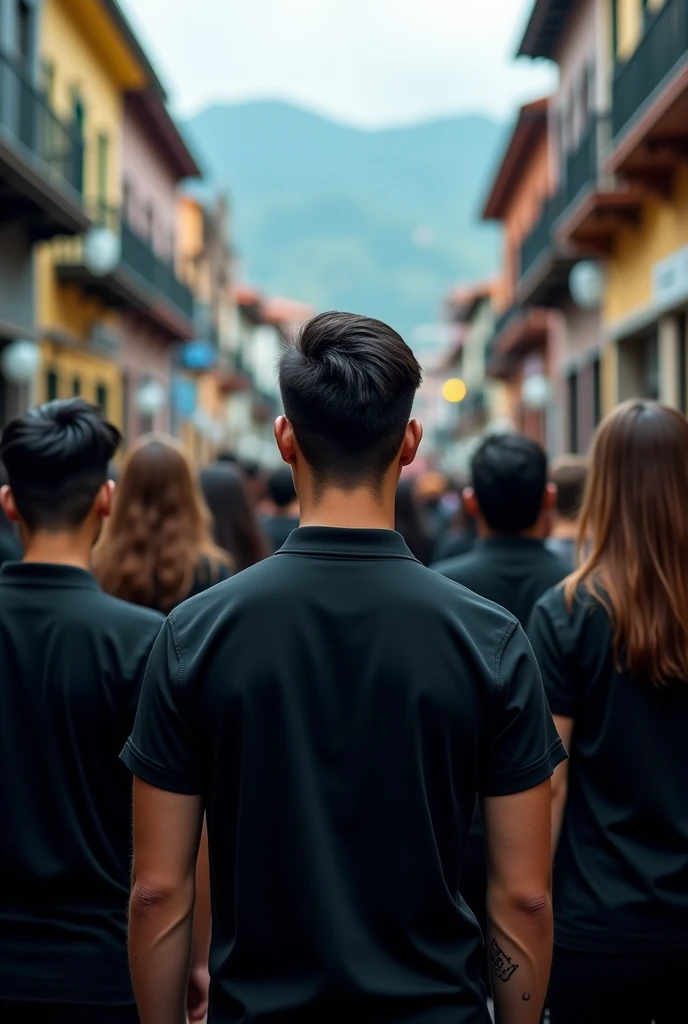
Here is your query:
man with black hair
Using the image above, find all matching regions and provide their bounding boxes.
[545,455,588,567]
[0,399,164,1023]
[261,466,300,552]
[433,434,571,626]
[124,312,565,1024]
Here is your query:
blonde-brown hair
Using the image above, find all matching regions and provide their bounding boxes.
[565,400,688,686]
[94,434,231,612]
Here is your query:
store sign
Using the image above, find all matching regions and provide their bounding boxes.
[172,376,197,419]
[179,340,217,370]
[653,245,688,309]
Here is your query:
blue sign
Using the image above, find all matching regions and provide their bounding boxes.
[179,340,218,370]
[172,376,197,419]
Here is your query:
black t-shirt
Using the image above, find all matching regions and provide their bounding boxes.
[0,563,164,1004]
[123,527,565,1024]
[528,584,688,953]
[433,536,571,627]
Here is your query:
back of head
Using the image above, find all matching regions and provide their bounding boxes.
[200,463,268,572]
[95,434,225,610]
[550,454,588,521]
[567,400,688,686]
[279,311,422,489]
[471,434,547,533]
[267,467,297,509]
[0,399,121,531]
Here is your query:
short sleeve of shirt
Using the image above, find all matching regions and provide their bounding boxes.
[120,614,202,795]
[482,621,567,798]
[527,589,579,718]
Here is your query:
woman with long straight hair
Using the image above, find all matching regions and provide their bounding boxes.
[94,435,232,614]
[200,463,269,572]
[528,400,688,1024]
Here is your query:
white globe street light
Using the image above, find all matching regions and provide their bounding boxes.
[83,227,121,277]
[569,261,604,310]
[136,379,167,417]
[1,339,41,384]
[522,373,552,410]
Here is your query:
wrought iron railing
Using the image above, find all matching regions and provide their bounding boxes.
[0,50,84,195]
[612,0,688,139]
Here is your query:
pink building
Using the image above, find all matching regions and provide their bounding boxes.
[120,88,201,440]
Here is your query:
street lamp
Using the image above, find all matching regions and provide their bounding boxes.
[136,379,167,417]
[569,261,604,310]
[442,378,467,403]
[0,339,41,385]
[83,226,121,278]
[522,373,552,410]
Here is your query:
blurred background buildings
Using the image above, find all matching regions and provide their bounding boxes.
[0,0,687,468]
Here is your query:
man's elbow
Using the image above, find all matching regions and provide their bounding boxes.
[129,878,195,918]
[489,886,553,933]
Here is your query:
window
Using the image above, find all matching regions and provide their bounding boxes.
[592,356,602,426]
[611,0,619,61]
[72,376,81,397]
[41,60,55,102]
[97,132,109,221]
[568,372,579,454]
[46,369,59,402]
[95,384,108,416]
[122,180,132,225]
[16,0,32,62]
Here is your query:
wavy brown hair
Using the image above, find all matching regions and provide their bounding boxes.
[94,434,231,612]
[565,400,688,686]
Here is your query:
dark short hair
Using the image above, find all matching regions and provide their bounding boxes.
[0,399,121,531]
[267,467,297,508]
[550,455,588,520]
[279,311,422,488]
[471,434,547,533]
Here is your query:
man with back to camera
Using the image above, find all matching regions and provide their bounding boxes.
[123,312,566,1024]
[0,399,164,1024]
[433,434,571,626]
[545,455,589,568]
[261,465,300,552]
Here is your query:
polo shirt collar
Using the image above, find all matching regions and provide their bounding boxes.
[475,536,546,553]
[278,526,417,561]
[0,562,102,590]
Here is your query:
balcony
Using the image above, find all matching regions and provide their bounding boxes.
[0,51,88,238]
[55,205,195,340]
[486,305,551,378]
[609,0,688,185]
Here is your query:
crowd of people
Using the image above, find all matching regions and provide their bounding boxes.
[0,310,686,1024]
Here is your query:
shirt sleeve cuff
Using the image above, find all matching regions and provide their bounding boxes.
[120,738,203,796]
[481,738,568,798]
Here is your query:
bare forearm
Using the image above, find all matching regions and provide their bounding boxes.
[551,785,568,856]
[193,822,211,966]
[129,882,195,1024]
[487,889,553,1024]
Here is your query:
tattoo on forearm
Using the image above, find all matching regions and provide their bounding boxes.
[490,939,519,982]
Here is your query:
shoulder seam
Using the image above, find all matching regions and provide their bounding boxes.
[494,617,519,689]
[166,613,185,687]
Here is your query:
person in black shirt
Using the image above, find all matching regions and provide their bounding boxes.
[260,466,300,552]
[94,434,233,612]
[433,434,570,626]
[201,462,270,569]
[0,399,164,1023]
[528,401,688,1024]
[123,311,565,1024]
[544,455,588,569]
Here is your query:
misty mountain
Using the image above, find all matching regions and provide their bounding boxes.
[185,100,505,337]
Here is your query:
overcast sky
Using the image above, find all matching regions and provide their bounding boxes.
[120,0,555,128]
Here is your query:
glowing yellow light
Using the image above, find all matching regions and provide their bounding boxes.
[442,378,467,403]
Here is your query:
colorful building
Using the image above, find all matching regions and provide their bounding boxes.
[36,0,198,434]
[0,0,88,423]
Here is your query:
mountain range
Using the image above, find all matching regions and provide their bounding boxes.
[185,100,505,339]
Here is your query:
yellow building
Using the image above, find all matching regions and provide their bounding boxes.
[602,0,688,412]
[36,0,151,427]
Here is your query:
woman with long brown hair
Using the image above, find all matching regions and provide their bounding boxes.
[199,463,269,571]
[94,435,232,613]
[528,400,688,1024]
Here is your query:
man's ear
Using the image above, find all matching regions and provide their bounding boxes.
[0,485,19,523]
[274,416,298,466]
[95,480,115,519]
[543,482,558,512]
[399,419,423,468]
[463,487,480,519]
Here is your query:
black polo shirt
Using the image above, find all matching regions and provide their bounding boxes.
[433,536,571,627]
[0,563,163,1005]
[124,527,564,1024]
[529,585,688,953]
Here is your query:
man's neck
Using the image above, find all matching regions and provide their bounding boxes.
[22,532,94,571]
[550,518,578,541]
[477,524,544,541]
[299,487,394,531]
